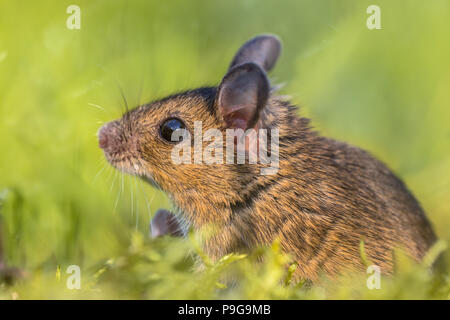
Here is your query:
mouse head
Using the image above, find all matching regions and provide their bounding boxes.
[98,35,282,213]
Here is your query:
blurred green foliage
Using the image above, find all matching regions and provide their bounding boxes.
[0,0,449,299]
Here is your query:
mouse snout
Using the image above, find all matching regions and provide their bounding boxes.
[98,119,140,173]
[98,127,109,149]
[98,121,122,152]
[98,124,111,149]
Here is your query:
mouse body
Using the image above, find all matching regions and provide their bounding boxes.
[99,35,436,280]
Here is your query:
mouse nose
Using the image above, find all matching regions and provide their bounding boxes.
[98,125,110,149]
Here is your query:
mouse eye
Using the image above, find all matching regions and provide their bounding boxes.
[160,118,186,142]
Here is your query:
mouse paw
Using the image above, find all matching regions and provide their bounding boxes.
[150,209,184,238]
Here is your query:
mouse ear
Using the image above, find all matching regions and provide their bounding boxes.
[229,34,282,72]
[216,62,269,130]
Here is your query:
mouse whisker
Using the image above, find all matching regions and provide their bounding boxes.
[137,179,153,227]
[92,161,109,184]
[129,173,134,220]
[88,103,109,114]
[110,169,118,193]
[133,175,141,230]
[113,167,124,212]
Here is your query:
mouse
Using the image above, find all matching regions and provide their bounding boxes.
[98,34,437,281]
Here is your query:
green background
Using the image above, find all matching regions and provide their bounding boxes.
[0,0,449,299]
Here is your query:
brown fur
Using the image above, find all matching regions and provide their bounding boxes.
[99,36,437,281]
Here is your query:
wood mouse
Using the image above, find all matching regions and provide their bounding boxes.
[98,35,437,281]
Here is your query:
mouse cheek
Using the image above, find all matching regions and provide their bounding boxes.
[136,146,157,176]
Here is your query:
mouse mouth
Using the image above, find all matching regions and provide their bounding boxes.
[107,155,143,176]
